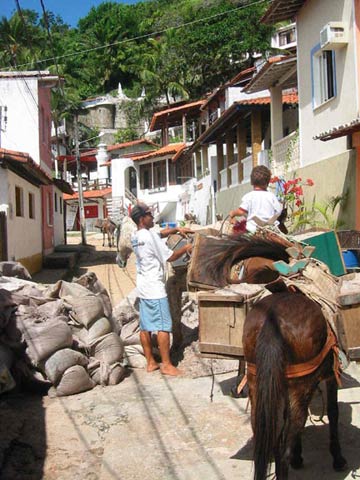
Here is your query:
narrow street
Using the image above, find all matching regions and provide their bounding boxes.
[1,233,360,480]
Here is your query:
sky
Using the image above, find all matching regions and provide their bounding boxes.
[2,0,143,27]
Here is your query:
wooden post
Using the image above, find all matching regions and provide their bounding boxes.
[195,150,202,179]
[251,111,262,167]
[226,132,234,187]
[182,114,187,143]
[202,145,208,172]
[237,122,246,184]
[216,141,224,191]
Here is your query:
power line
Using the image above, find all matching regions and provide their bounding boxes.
[13,0,41,110]
[13,0,268,69]
[39,0,64,94]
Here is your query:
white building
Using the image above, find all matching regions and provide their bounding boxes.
[0,71,71,272]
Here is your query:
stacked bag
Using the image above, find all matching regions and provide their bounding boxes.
[0,269,126,397]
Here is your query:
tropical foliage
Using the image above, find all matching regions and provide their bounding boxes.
[0,0,273,121]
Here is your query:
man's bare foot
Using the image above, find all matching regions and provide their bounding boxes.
[147,362,160,372]
[160,364,184,376]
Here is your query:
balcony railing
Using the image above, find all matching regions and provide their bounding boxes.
[219,168,228,190]
[229,163,238,187]
[242,154,253,183]
[272,131,300,176]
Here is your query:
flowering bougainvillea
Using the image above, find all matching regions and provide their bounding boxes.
[270,177,314,208]
[269,176,315,228]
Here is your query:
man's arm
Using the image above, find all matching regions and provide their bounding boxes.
[167,243,192,263]
[160,226,194,239]
[229,208,247,223]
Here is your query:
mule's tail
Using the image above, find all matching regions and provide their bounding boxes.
[253,309,288,480]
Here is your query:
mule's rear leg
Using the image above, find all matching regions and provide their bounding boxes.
[327,378,347,471]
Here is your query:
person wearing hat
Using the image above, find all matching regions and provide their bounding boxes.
[130,203,193,376]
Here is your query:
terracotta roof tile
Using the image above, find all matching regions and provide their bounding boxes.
[236,92,298,105]
[83,139,159,157]
[150,100,205,131]
[64,187,112,201]
[131,143,186,162]
[0,148,52,183]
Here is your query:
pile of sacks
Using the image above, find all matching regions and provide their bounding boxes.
[0,268,125,397]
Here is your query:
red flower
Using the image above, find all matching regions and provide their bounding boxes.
[306,179,314,186]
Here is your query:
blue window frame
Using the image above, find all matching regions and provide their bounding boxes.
[311,44,337,108]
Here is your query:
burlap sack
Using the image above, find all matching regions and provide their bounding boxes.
[45,280,91,299]
[22,316,73,365]
[66,295,105,328]
[89,360,126,386]
[87,317,112,344]
[45,348,89,385]
[54,365,95,397]
[90,333,124,365]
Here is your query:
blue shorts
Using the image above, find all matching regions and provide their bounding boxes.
[139,297,172,332]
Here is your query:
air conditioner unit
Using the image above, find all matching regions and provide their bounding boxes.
[320,22,348,50]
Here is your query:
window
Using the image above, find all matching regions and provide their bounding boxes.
[54,192,58,213]
[279,27,296,46]
[153,160,166,188]
[140,164,152,189]
[15,186,24,217]
[29,192,35,219]
[60,197,63,214]
[169,162,177,185]
[312,46,336,108]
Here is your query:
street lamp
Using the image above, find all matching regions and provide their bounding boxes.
[74,114,104,245]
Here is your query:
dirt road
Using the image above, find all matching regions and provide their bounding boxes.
[1,233,360,480]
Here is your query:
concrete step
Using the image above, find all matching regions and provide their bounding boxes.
[43,252,78,269]
[54,244,84,254]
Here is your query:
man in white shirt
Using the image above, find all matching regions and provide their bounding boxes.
[130,203,193,376]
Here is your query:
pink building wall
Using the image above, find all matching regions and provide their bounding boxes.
[38,84,52,172]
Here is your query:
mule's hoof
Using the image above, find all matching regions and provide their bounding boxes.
[333,457,347,472]
[291,458,304,470]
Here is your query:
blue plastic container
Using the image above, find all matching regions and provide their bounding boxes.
[161,222,177,228]
[342,250,359,268]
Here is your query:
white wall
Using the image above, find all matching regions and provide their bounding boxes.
[0,77,40,163]
[1,169,42,261]
[297,0,357,165]
[186,175,213,225]
[111,157,135,198]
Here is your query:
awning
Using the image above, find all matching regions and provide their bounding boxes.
[261,0,306,25]
[0,148,52,187]
[53,178,74,195]
[313,118,360,141]
[183,92,298,156]
[150,100,205,131]
[245,56,297,94]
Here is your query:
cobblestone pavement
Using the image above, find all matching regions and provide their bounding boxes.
[2,233,360,480]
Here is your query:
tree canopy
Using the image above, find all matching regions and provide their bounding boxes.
[0,0,273,121]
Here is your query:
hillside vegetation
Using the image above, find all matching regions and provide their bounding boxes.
[0,0,272,120]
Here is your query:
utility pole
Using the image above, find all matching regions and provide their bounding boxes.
[74,113,86,245]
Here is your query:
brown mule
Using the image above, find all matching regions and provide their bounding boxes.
[243,291,347,480]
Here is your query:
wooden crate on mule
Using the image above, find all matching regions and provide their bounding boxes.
[198,291,247,359]
[338,287,360,360]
